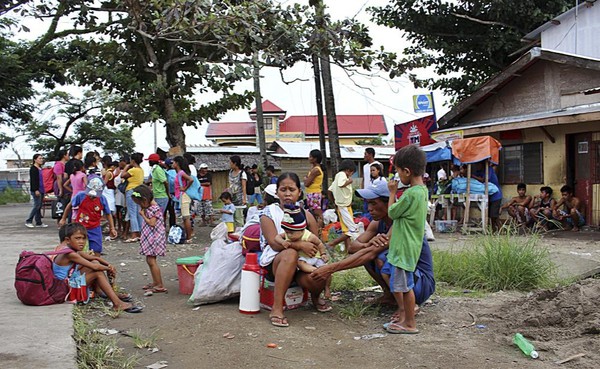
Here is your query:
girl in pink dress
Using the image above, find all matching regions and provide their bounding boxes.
[66,161,88,197]
[131,184,167,294]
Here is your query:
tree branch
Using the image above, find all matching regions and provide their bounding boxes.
[451,12,525,33]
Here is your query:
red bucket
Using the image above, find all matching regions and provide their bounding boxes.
[176,256,203,295]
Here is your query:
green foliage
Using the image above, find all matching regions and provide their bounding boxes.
[355,135,389,146]
[0,187,30,205]
[330,267,377,292]
[338,299,380,320]
[433,231,556,292]
[20,90,135,160]
[369,0,572,102]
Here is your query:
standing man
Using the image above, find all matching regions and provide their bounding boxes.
[362,147,381,216]
[25,154,48,228]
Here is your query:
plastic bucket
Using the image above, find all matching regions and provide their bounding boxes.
[176,256,203,295]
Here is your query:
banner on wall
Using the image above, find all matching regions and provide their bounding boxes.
[394,115,437,150]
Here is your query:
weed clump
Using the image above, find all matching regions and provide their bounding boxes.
[433,231,555,292]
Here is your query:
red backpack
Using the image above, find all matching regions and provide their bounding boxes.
[15,248,73,306]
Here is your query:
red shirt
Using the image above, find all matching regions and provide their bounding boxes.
[76,195,103,229]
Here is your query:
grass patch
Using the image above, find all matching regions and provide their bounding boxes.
[73,306,138,369]
[338,299,380,320]
[0,187,30,205]
[433,230,556,292]
[330,268,377,292]
[129,329,159,349]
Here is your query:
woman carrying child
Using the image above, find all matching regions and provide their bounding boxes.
[132,185,167,294]
[260,173,330,328]
[53,223,142,313]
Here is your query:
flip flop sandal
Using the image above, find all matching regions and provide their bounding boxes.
[151,287,168,293]
[270,315,289,327]
[97,292,133,303]
[316,301,333,313]
[385,323,419,334]
[123,306,144,314]
[123,237,139,243]
[142,284,155,290]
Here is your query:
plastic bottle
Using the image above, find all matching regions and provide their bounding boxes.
[239,253,261,314]
[513,333,539,359]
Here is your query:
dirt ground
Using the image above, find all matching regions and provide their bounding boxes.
[91,226,600,369]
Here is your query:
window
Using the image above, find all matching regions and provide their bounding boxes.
[263,118,273,130]
[501,142,543,184]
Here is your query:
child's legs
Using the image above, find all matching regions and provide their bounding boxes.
[87,226,103,253]
[338,206,358,236]
[297,260,316,273]
[83,268,130,310]
[390,266,416,327]
[146,256,164,288]
[180,193,193,238]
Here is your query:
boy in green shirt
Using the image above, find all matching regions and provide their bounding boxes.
[386,145,428,334]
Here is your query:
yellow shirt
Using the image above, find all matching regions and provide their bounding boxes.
[126,167,144,191]
[306,166,323,194]
[328,171,352,207]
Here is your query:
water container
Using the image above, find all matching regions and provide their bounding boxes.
[176,256,203,295]
[239,253,261,314]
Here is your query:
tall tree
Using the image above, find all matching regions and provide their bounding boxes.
[370,0,572,102]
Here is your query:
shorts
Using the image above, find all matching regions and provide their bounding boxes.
[489,199,501,218]
[225,222,234,233]
[559,209,586,227]
[390,266,414,293]
[180,193,191,218]
[87,226,103,253]
[298,256,326,268]
[306,192,323,211]
[199,199,214,218]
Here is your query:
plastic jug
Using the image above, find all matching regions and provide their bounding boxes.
[239,253,261,314]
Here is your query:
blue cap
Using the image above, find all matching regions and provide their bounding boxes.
[355,180,390,200]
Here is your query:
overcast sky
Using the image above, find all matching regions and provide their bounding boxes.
[1,0,451,167]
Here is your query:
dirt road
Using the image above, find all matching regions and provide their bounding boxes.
[92,226,599,369]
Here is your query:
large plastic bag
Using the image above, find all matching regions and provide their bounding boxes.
[188,222,244,305]
[323,209,338,225]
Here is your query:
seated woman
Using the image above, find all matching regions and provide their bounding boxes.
[259,173,329,327]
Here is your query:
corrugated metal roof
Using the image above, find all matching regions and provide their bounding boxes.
[522,1,597,41]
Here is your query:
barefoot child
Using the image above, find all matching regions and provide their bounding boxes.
[131,185,167,294]
[500,183,532,225]
[385,145,428,334]
[53,223,142,313]
[275,205,329,273]
[218,192,236,234]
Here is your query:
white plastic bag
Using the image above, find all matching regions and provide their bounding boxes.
[323,209,338,225]
[188,223,244,305]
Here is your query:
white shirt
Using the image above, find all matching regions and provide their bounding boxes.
[362,160,382,188]
[437,168,447,181]
[189,164,197,177]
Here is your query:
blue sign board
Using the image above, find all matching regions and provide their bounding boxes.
[413,94,433,113]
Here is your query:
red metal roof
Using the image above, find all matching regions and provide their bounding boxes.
[281,115,387,135]
[249,100,286,113]
[205,122,255,137]
[206,115,387,138]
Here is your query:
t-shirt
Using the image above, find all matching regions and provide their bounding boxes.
[387,185,428,272]
[150,165,168,199]
[363,161,382,188]
[126,167,144,191]
[245,173,255,195]
[198,172,212,200]
[71,191,110,229]
[328,171,352,207]
[269,175,278,185]
[221,203,236,223]
[70,171,87,197]
[53,161,66,195]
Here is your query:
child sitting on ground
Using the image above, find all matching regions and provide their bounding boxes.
[132,185,167,294]
[500,183,532,226]
[553,185,586,232]
[218,192,236,234]
[386,144,428,335]
[529,186,556,230]
[327,159,359,251]
[275,205,329,273]
[53,223,142,313]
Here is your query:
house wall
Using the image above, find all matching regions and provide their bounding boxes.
[461,61,600,124]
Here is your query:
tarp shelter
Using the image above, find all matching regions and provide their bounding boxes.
[422,141,452,163]
[451,136,502,165]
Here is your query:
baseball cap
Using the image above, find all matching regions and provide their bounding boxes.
[164,158,173,166]
[86,177,104,197]
[145,153,160,161]
[355,180,390,200]
[199,163,208,169]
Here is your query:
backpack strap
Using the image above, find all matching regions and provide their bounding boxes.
[45,247,75,256]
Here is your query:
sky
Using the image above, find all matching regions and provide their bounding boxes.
[0,0,451,167]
